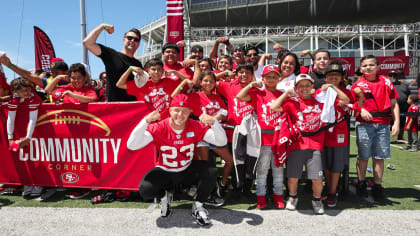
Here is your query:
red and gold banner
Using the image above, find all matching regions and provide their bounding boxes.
[0,102,156,191]
[166,0,184,60]
[377,56,409,76]
[330,57,355,76]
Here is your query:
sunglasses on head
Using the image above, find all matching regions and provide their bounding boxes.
[125,36,140,42]
[247,53,258,57]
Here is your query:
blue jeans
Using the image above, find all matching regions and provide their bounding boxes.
[255,146,284,196]
[356,122,390,160]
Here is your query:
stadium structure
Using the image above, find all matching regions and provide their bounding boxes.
[137,0,420,78]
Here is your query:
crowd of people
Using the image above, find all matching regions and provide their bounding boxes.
[1,23,420,226]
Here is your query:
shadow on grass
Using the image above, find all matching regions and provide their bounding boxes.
[0,197,14,208]
[156,205,263,228]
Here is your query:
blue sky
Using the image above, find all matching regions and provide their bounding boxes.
[0,0,166,82]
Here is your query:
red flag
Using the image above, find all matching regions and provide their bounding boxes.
[34,26,56,75]
[166,0,184,60]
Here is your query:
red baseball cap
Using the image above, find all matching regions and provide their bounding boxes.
[261,65,280,77]
[294,74,314,85]
[170,94,191,108]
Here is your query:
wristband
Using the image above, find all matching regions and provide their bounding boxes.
[129,66,133,72]
[248,83,253,88]
[224,71,229,77]
[178,85,183,90]
[103,24,106,30]
[8,63,13,69]
[308,49,312,54]
[331,85,334,89]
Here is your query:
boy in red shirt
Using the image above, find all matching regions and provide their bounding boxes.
[271,74,349,214]
[116,58,192,120]
[236,65,284,209]
[216,63,256,198]
[403,94,419,152]
[351,55,400,201]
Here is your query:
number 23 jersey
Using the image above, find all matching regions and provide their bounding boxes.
[147,118,210,172]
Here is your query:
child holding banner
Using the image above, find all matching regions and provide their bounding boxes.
[7,77,42,198]
[127,94,227,226]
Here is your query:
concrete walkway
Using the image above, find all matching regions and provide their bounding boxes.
[1,207,420,235]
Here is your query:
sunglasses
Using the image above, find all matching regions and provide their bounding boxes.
[125,36,140,42]
[247,53,258,57]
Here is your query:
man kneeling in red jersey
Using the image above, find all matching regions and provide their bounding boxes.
[127,94,227,226]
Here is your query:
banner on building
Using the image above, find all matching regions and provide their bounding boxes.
[166,0,184,60]
[0,102,156,191]
[34,26,56,75]
[330,57,355,76]
[377,56,410,76]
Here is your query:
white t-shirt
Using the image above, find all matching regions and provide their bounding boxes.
[254,64,265,81]
[276,74,296,92]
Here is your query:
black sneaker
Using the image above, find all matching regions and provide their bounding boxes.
[357,180,368,198]
[160,191,173,217]
[372,184,385,201]
[192,201,211,226]
[215,179,226,199]
[326,193,337,207]
[205,194,224,207]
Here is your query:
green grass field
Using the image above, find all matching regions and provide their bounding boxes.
[1,130,419,210]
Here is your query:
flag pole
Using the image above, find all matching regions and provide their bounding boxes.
[80,0,89,67]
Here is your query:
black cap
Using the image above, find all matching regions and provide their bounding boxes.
[191,45,203,53]
[51,61,69,71]
[162,42,180,54]
[325,63,345,75]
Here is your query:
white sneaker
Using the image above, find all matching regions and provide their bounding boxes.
[285,196,298,211]
[312,200,325,215]
[160,191,173,217]
[192,201,211,226]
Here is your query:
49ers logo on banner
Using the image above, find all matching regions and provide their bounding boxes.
[61,172,79,184]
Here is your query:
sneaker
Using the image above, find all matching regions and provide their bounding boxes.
[409,148,418,152]
[192,201,211,226]
[205,194,224,207]
[372,184,385,201]
[215,179,226,199]
[312,200,325,215]
[160,191,173,217]
[401,146,410,150]
[272,194,284,209]
[65,189,90,200]
[326,193,337,207]
[285,196,298,211]
[357,180,368,198]
[257,195,267,209]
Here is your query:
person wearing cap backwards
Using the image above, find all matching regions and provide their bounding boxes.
[162,42,201,85]
[236,65,285,209]
[314,61,354,208]
[127,94,227,226]
[0,55,69,102]
[271,73,349,215]
[83,23,143,102]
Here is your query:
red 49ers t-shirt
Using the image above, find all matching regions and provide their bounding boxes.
[405,104,419,132]
[147,118,210,172]
[52,84,98,104]
[216,79,255,141]
[351,75,399,124]
[126,78,180,120]
[315,87,354,147]
[8,92,42,111]
[164,62,194,81]
[282,97,325,151]
[187,92,227,117]
[249,88,283,146]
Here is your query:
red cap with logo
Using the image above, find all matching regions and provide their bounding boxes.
[170,94,191,108]
[261,65,280,77]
